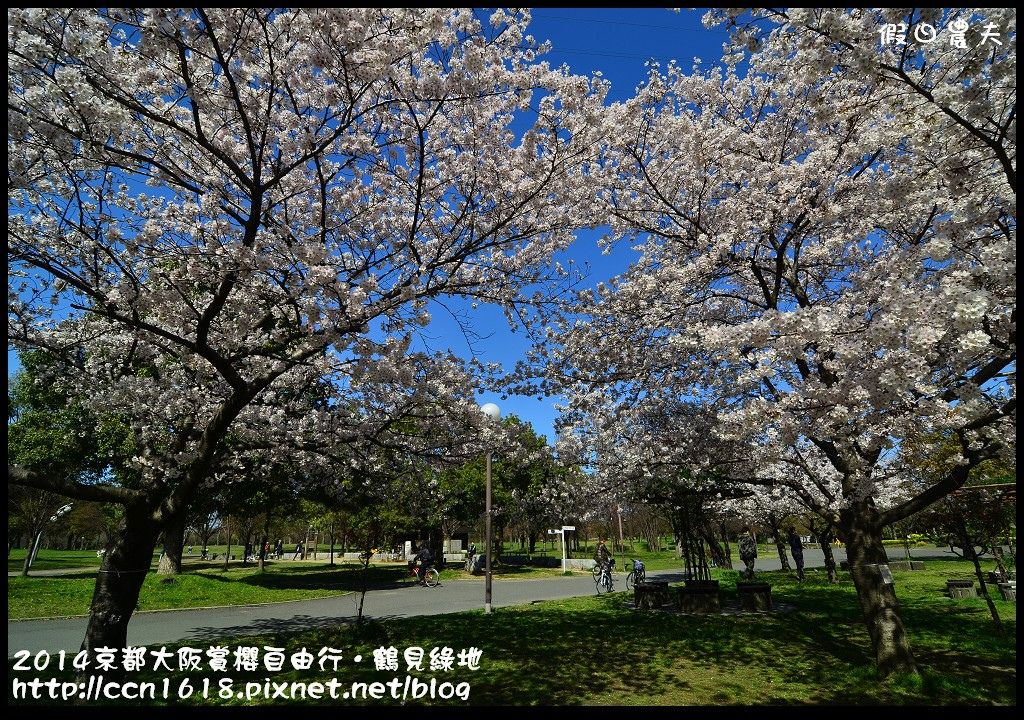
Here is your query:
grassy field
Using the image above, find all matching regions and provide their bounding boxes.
[6,549,1017,706]
[7,550,597,619]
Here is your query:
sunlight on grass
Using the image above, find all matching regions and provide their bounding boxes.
[7,554,1016,705]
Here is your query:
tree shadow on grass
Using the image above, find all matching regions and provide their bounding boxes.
[9,566,1016,706]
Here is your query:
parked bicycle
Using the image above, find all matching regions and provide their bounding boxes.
[625,558,646,590]
[407,560,440,588]
[595,559,614,594]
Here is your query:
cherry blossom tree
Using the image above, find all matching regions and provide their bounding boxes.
[8,7,606,671]
[517,8,1014,679]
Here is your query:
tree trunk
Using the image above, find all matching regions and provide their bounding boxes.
[21,533,37,577]
[957,522,1005,635]
[819,528,840,583]
[715,519,734,569]
[841,508,918,678]
[698,526,727,570]
[670,505,712,581]
[774,536,791,570]
[80,505,161,682]
[157,514,185,574]
[258,532,268,572]
[224,529,232,570]
[767,513,791,571]
[258,513,270,571]
[992,545,1009,582]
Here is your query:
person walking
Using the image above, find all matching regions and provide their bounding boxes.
[738,526,758,580]
[788,526,805,581]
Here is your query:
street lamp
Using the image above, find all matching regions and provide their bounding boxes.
[480,402,501,614]
[28,503,72,570]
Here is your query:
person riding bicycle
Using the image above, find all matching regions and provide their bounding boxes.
[594,539,613,575]
[411,544,434,585]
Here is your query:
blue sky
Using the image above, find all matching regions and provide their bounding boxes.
[465,8,732,442]
[527,8,731,102]
[7,9,731,444]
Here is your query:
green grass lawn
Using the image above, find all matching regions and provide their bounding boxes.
[6,553,591,619]
[6,551,1016,706]
[8,549,107,573]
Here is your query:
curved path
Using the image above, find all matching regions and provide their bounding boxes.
[8,547,958,659]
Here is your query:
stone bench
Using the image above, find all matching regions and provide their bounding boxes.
[736,581,773,611]
[946,579,976,599]
[996,582,1016,602]
[887,561,925,571]
[343,552,403,562]
[987,571,1015,584]
[676,580,721,614]
[501,555,561,567]
[634,581,670,610]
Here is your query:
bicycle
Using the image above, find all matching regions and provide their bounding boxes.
[595,561,614,594]
[407,561,440,588]
[592,556,615,580]
[625,559,646,590]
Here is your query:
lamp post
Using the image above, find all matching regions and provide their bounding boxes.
[480,402,501,614]
[617,505,625,576]
[28,503,72,570]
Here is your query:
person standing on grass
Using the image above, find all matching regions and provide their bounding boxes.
[739,526,758,580]
[788,527,805,581]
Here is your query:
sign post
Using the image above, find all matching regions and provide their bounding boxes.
[560,526,575,573]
